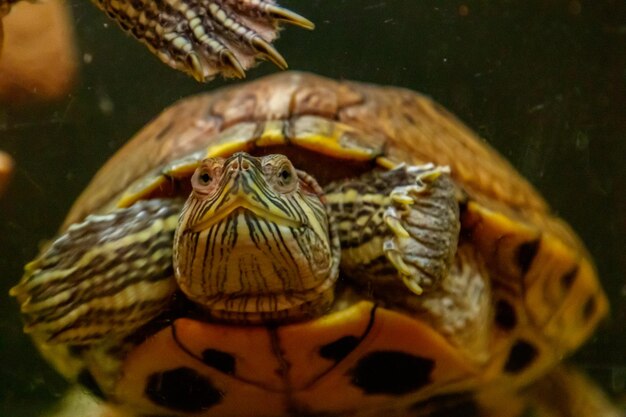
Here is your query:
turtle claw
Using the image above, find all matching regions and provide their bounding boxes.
[382,164,460,295]
[264,4,315,29]
[251,37,288,70]
[220,50,247,79]
[383,240,424,295]
[92,0,312,82]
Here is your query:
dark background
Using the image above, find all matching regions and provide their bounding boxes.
[1,0,624,415]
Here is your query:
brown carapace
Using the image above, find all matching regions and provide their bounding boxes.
[12,73,617,417]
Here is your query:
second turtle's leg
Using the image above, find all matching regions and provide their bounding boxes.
[90,0,313,81]
[324,164,460,295]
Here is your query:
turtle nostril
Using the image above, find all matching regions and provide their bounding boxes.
[241,160,250,170]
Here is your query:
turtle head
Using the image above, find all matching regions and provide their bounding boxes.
[173,152,339,323]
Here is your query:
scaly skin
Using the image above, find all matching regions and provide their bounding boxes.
[12,73,616,417]
[0,0,313,81]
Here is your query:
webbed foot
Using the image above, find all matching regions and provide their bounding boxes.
[92,0,314,81]
[382,164,460,294]
[325,164,460,295]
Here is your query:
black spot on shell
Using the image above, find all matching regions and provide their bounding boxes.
[319,336,360,362]
[350,351,434,395]
[410,392,480,417]
[504,340,538,374]
[583,295,597,321]
[77,369,105,400]
[201,348,236,375]
[494,299,517,331]
[516,239,540,275]
[560,266,578,291]
[145,367,222,412]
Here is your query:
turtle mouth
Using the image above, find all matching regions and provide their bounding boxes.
[188,200,302,233]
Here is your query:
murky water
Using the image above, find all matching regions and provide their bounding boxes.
[0,1,624,416]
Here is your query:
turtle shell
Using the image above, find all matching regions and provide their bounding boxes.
[47,72,607,416]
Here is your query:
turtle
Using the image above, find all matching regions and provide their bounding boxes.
[0,0,312,81]
[11,72,620,417]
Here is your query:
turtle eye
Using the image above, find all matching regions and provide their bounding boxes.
[192,168,215,193]
[277,165,296,187]
[279,168,292,182]
[199,171,212,185]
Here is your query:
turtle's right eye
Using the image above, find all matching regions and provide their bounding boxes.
[192,168,216,193]
[199,171,212,185]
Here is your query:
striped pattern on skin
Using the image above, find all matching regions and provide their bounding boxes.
[174,153,339,322]
[90,0,314,81]
[324,164,460,296]
[11,199,181,344]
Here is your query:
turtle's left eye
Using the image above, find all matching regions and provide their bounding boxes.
[279,168,292,182]
[277,165,295,187]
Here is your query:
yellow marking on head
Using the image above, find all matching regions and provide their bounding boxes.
[190,201,301,233]
[174,153,338,322]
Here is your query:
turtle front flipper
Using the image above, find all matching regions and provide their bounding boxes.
[10,199,181,345]
[325,164,460,296]
[92,0,314,82]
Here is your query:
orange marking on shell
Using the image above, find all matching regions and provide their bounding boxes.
[113,303,481,416]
